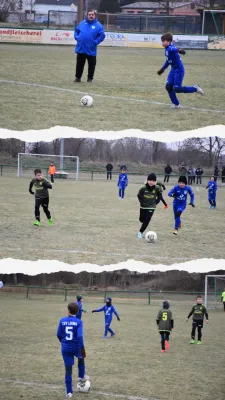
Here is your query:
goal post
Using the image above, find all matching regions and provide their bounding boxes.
[201,10,225,35]
[204,275,225,309]
[17,153,80,180]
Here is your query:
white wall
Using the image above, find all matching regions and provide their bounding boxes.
[33,4,77,14]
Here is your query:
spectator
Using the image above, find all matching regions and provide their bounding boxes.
[179,165,187,176]
[187,166,194,185]
[195,166,203,184]
[106,162,113,180]
[214,165,219,182]
[164,164,172,182]
[221,166,225,183]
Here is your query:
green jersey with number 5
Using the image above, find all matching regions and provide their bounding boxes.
[156,309,173,332]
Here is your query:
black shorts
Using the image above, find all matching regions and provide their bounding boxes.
[139,208,155,223]
[35,197,49,208]
[192,319,203,328]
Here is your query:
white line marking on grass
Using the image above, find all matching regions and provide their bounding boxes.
[2,247,197,262]
[196,187,200,192]
[0,79,224,114]
[0,378,160,400]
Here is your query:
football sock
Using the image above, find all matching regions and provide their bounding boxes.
[65,366,72,394]
[78,359,85,379]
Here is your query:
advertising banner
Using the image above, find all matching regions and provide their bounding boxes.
[0,28,42,43]
[42,29,75,45]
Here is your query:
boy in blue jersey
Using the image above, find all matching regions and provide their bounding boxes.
[76,295,87,320]
[206,176,217,209]
[157,32,204,108]
[118,168,128,200]
[168,176,195,235]
[92,297,120,338]
[57,303,88,398]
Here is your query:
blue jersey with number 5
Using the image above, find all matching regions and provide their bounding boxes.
[57,315,84,350]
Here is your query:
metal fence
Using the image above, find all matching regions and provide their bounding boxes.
[4,11,202,34]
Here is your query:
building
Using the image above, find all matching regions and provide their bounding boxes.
[120,2,205,16]
[33,0,77,14]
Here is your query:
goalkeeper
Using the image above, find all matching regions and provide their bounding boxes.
[29,168,53,227]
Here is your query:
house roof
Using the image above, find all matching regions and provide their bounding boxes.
[34,0,77,5]
[121,2,204,9]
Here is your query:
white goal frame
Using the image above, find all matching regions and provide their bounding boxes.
[201,9,225,35]
[205,275,225,308]
[17,153,80,180]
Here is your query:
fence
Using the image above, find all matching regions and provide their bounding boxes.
[0,164,225,186]
[1,285,214,305]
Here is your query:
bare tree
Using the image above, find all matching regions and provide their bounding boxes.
[0,0,19,21]
[182,137,225,166]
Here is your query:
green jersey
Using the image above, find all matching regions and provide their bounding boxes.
[187,304,208,321]
[137,184,162,209]
[221,292,225,302]
[156,308,174,332]
[29,178,52,199]
[156,181,166,190]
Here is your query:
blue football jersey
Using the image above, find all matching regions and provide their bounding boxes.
[57,315,84,349]
[168,185,194,206]
[162,44,184,70]
[118,173,128,187]
[207,181,217,194]
[95,305,119,321]
[75,301,83,319]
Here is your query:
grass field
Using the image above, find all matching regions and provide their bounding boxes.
[0,176,225,265]
[0,45,225,132]
[0,294,225,400]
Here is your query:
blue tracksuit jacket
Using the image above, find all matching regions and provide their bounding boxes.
[74,18,105,56]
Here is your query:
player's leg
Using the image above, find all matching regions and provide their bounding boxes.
[160,332,166,352]
[62,352,74,396]
[165,332,170,350]
[87,55,97,82]
[34,197,42,226]
[208,196,213,208]
[139,209,154,236]
[42,197,53,225]
[119,186,122,199]
[77,357,85,380]
[213,195,216,208]
[107,320,115,336]
[223,302,225,312]
[197,321,203,344]
[121,186,125,199]
[75,53,86,81]
[103,321,110,338]
[166,70,179,106]
[173,69,203,95]
[173,207,184,235]
[190,320,197,343]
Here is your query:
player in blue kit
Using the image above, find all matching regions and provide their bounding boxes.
[92,297,120,338]
[168,176,195,235]
[118,168,128,200]
[157,32,204,108]
[206,176,217,209]
[75,295,86,320]
[57,303,88,398]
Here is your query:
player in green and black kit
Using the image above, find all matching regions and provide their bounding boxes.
[221,289,225,312]
[156,300,174,353]
[156,181,168,209]
[186,295,208,344]
[29,168,53,227]
[137,173,162,238]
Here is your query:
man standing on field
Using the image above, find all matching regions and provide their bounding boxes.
[73,10,105,83]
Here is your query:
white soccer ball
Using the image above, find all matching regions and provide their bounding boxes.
[145,231,157,243]
[77,379,91,393]
[80,95,93,107]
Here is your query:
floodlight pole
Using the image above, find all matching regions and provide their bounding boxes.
[201,9,205,35]
[60,138,64,171]
[77,0,84,23]
[204,275,208,308]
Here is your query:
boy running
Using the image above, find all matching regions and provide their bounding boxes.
[168,176,195,235]
[206,176,217,209]
[137,173,162,238]
[157,32,204,108]
[76,295,87,320]
[156,300,174,353]
[57,303,88,398]
[186,295,208,344]
[117,168,128,200]
[29,168,53,227]
[92,297,120,339]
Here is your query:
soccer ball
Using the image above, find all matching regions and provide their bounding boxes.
[145,231,157,243]
[77,379,91,393]
[80,95,93,107]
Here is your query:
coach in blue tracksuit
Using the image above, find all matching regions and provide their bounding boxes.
[206,176,217,209]
[73,10,105,83]
[92,297,120,339]
[168,176,195,235]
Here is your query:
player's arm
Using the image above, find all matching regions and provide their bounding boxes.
[74,25,80,40]
[95,24,105,45]
[92,306,105,313]
[113,306,120,321]
[125,174,128,186]
[186,306,195,321]
[206,185,209,189]
[29,179,35,195]
[157,60,169,75]
[188,187,195,207]
[137,187,145,203]
[56,321,63,342]
[156,310,162,325]
[42,179,52,189]
[204,306,209,321]
[77,321,86,357]
[168,187,176,197]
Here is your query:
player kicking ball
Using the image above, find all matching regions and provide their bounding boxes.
[186,295,209,345]
[157,32,204,108]
[168,176,195,235]
[156,300,174,353]
[29,168,53,227]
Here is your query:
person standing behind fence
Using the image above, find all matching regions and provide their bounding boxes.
[106,162,113,180]
[73,10,105,83]
[48,162,56,184]
[195,166,203,184]
[214,165,219,182]
[187,166,194,185]
[164,164,172,182]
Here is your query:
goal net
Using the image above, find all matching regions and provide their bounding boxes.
[204,275,225,309]
[17,153,79,180]
[202,10,225,35]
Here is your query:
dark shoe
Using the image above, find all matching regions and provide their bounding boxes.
[87,79,93,82]
[72,78,81,83]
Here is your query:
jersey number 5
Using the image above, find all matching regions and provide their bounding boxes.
[65,326,73,340]
[162,312,168,321]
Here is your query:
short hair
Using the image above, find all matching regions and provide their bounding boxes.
[67,302,79,315]
[88,9,96,15]
[196,295,202,299]
[34,168,42,175]
[161,32,173,42]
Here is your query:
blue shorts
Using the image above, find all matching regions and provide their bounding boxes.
[167,68,185,89]
[62,348,82,367]
[173,204,186,215]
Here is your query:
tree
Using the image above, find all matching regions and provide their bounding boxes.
[0,0,19,21]
[182,137,225,167]
[98,0,120,13]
